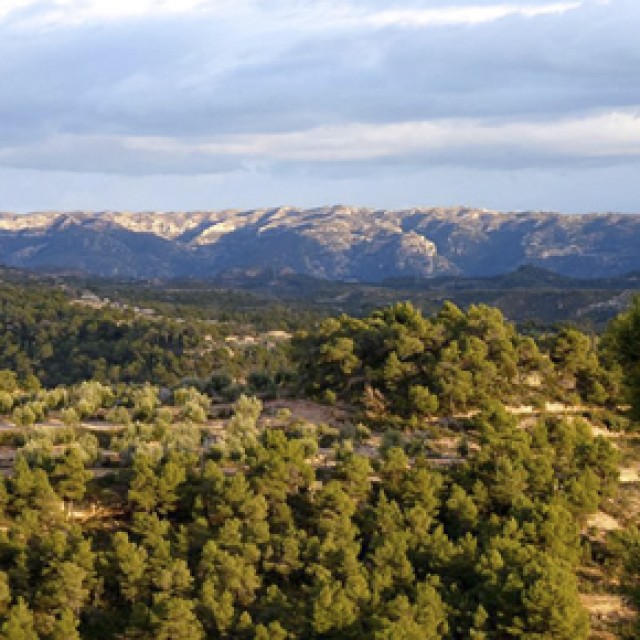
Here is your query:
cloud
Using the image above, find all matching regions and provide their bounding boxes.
[0,0,215,27]
[0,1,583,28]
[0,133,241,175]
[367,3,582,27]
[2,110,638,176]
[0,0,638,210]
[7,2,634,137]
[234,111,640,167]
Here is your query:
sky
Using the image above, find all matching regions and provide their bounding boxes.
[0,0,639,213]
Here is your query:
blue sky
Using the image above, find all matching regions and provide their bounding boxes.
[0,0,639,212]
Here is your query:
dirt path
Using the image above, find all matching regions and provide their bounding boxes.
[580,594,635,621]
[619,467,640,483]
[264,399,351,427]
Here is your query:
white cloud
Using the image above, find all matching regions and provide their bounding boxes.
[0,0,585,30]
[2,111,638,175]
[121,111,640,164]
[0,0,220,27]
[0,0,33,20]
[368,2,582,27]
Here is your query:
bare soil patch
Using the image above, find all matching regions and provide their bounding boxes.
[586,511,621,534]
[264,399,350,427]
[619,467,640,483]
[580,594,635,622]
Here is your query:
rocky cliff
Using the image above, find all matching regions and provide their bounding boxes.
[1,206,639,281]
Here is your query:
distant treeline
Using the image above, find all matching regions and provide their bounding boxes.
[0,282,293,391]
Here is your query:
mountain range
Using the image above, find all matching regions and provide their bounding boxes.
[1,206,639,281]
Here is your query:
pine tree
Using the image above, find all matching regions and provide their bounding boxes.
[128,455,159,512]
[1,598,39,640]
[112,532,149,604]
[50,609,81,640]
[52,447,91,512]
[153,597,204,640]
[0,571,11,617]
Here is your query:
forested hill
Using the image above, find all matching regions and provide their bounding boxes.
[3,262,639,329]
[0,288,640,637]
[1,207,640,280]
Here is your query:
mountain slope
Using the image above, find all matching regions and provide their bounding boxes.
[1,207,639,280]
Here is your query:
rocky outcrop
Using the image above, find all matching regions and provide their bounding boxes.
[0,206,639,281]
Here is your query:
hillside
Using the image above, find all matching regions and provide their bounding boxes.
[3,262,640,330]
[0,295,638,639]
[1,207,640,280]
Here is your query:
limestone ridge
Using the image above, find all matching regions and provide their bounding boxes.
[0,206,639,281]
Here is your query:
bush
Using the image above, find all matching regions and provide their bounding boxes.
[12,405,36,427]
[60,408,80,427]
[0,392,14,414]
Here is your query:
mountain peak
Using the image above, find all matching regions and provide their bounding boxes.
[0,207,639,281]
